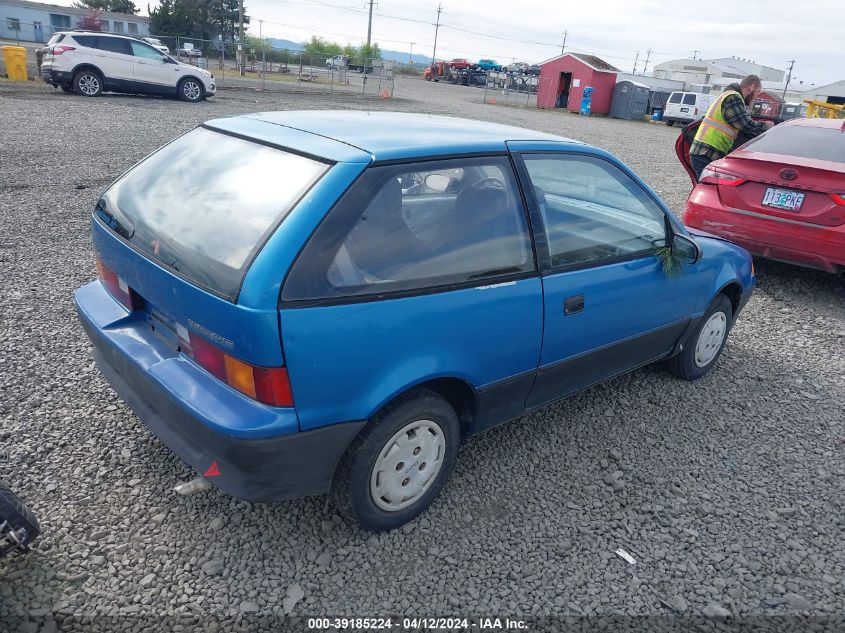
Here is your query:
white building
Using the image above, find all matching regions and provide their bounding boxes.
[0,0,149,43]
[652,59,732,87]
[802,80,845,105]
[614,72,684,93]
[708,57,784,83]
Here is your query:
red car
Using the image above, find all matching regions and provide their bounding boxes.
[679,117,845,276]
[449,58,472,69]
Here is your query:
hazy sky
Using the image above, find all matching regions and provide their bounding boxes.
[57,0,842,85]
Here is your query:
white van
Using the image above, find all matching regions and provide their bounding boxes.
[663,92,716,126]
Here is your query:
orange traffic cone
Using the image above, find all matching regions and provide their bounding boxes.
[380,89,390,99]
[490,97,497,105]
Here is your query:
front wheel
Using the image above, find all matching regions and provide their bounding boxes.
[178,78,204,102]
[331,389,460,531]
[667,294,733,380]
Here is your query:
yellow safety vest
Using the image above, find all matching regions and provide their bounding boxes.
[693,90,742,155]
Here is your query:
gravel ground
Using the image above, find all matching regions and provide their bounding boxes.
[0,78,843,632]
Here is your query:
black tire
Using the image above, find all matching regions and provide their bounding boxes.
[0,480,40,549]
[666,120,675,127]
[61,85,74,93]
[331,388,460,531]
[73,69,102,97]
[178,77,204,102]
[667,294,733,380]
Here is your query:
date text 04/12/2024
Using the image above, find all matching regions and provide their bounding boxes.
[307,617,528,630]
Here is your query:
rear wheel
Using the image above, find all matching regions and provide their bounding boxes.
[667,294,733,380]
[666,120,675,127]
[178,78,204,102]
[331,389,459,531]
[0,481,40,554]
[74,70,102,97]
[60,85,74,93]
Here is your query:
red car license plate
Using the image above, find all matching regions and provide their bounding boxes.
[762,187,805,212]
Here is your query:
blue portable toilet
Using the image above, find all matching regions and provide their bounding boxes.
[580,86,594,116]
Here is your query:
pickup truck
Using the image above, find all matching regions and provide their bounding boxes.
[325,55,373,74]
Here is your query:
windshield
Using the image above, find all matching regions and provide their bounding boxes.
[742,125,845,163]
[99,127,329,300]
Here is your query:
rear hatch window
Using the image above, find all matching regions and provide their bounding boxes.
[742,125,845,163]
[668,93,683,104]
[98,127,329,300]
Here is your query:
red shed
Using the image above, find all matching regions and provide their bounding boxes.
[537,52,619,114]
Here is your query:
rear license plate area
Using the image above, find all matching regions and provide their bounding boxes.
[762,187,805,212]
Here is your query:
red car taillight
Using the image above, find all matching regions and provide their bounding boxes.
[180,330,293,407]
[830,193,845,205]
[700,166,746,187]
[95,256,141,311]
[51,45,76,55]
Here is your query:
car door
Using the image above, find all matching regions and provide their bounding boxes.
[509,144,705,408]
[279,155,543,432]
[91,36,135,84]
[129,40,177,91]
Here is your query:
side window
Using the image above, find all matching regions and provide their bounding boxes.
[682,93,697,105]
[130,41,164,60]
[98,37,132,55]
[521,154,667,269]
[283,156,534,301]
[668,93,682,104]
[73,35,97,48]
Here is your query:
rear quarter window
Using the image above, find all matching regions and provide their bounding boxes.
[742,125,845,163]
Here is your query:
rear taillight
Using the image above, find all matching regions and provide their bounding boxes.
[700,166,746,187]
[95,256,141,311]
[179,329,293,407]
[830,193,845,205]
[51,45,76,55]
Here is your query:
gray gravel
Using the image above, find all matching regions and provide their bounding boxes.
[0,77,843,631]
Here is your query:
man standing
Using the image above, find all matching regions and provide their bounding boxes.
[689,75,773,180]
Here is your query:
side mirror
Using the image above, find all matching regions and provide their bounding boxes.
[425,174,452,193]
[671,233,702,264]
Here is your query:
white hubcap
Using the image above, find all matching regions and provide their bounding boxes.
[370,419,445,512]
[695,311,727,368]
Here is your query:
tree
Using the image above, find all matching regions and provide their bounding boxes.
[76,11,104,30]
[149,0,247,41]
[357,42,382,61]
[75,0,139,15]
[149,0,192,37]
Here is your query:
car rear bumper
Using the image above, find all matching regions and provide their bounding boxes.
[75,281,364,502]
[41,69,71,86]
[685,185,845,274]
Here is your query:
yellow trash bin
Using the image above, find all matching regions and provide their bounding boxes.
[2,46,28,81]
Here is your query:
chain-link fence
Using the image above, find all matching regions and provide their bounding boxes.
[481,71,542,107]
[144,36,395,97]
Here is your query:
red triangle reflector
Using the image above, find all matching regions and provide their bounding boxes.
[203,462,221,477]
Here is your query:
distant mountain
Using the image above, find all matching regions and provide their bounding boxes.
[265,37,429,65]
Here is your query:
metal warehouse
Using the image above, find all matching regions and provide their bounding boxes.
[537,52,620,114]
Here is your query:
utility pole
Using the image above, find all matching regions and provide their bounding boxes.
[691,49,700,60]
[560,30,567,55]
[642,48,652,75]
[238,0,244,75]
[632,50,639,74]
[783,59,795,100]
[366,0,375,47]
[409,42,414,65]
[259,19,264,89]
[431,2,442,65]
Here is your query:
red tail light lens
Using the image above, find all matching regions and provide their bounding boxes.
[51,45,76,55]
[830,193,845,206]
[700,166,746,187]
[180,331,294,407]
[95,256,140,311]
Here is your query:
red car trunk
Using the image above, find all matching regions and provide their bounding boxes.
[714,152,845,227]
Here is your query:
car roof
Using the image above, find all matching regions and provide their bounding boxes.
[205,111,578,163]
[784,117,845,130]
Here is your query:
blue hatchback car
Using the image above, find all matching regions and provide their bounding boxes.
[75,111,754,531]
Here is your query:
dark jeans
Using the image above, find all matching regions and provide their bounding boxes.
[690,153,714,181]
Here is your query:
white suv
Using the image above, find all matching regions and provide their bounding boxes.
[41,31,215,102]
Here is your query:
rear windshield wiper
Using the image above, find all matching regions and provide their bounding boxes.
[94,200,134,239]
